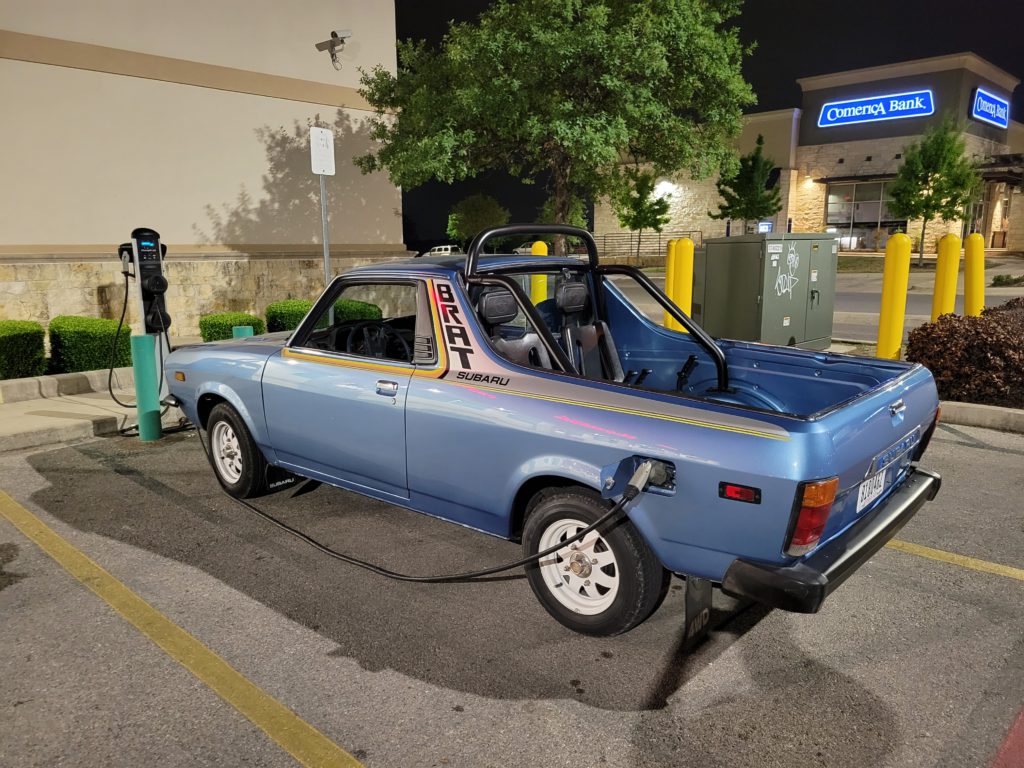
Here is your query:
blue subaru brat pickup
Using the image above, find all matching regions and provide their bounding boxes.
[165,225,941,636]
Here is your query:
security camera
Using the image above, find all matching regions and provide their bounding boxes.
[315,29,351,70]
[315,29,351,52]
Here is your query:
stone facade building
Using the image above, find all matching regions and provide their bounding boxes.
[596,53,1024,256]
[0,0,407,336]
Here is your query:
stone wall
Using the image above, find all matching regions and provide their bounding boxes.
[593,172,729,248]
[0,250,409,338]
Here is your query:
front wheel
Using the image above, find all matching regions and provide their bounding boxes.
[522,488,670,636]
[206,403,268,499]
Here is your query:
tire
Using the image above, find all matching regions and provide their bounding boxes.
[205,403,268,499]
[522,487,670,636]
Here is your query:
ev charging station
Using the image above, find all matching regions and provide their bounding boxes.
[117,227,171,440]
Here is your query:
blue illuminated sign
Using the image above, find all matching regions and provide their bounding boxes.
[971,87,1009,129]
[757,221,773,234]
[817,90,934,128]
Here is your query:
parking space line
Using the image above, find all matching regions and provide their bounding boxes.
[0,490,364,768]
[887,539,1024,582]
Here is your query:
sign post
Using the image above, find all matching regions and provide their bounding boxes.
[310,126,336,286]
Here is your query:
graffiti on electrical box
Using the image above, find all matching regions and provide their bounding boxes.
[774,244,800,299]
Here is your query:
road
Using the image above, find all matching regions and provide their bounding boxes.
[617,270,1024,344]
[1,426,1022,767]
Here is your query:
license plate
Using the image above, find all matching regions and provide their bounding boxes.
[856,468,887,512]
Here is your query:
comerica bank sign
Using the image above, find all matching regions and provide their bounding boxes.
[817,90,935,128]
[971,87,1010,129]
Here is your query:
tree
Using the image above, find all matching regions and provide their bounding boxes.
[612,169,672,261]
[887,118,981,265]
[446,193,510,246]
[356,0,753,248]
[709,134,781,233]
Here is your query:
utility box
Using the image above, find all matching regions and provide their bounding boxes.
[691,233,838,350]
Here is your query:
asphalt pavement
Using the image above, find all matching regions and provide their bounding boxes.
[1,425,1022,767]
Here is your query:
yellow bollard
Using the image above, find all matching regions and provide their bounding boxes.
[669,237,695,333]
[877,233,912,360]
[930,233,961,322]
[964,232,985,317]
[663,239,678,328]
[530,240,548,305]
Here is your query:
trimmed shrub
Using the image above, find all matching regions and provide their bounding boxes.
[991,274,1024,287]
[48,316,131,374]
[198,312,267,342]
[906,297,1024,408]
[0,320,47,380]
[333,298,383,323]
[266,299,314,332]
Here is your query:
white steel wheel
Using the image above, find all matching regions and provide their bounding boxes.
[522,487,670,636]
[211,420,243,484]
[204,402,268,499]
[537,518,620,615]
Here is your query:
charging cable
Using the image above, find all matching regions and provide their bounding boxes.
[198,428,664,584]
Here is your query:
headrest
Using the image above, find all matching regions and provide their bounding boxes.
[477,288,518,326]
[556,282,588,314]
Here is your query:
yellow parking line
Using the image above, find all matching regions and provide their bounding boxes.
[887,539,1024,582]
[0,491,363,768]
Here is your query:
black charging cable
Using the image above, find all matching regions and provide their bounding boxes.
[107,273,136,408]
[197,426,662,583]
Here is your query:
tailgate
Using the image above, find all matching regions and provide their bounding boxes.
[814,364,939,546]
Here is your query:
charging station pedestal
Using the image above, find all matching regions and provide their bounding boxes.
[119,228,172,440]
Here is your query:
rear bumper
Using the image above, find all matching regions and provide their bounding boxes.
[720,467,941,613]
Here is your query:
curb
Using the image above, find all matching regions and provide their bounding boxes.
[0,367,134,405]
[1,412,134,453]
[939,401,1024,434]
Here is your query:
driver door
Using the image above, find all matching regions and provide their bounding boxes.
[262,279,423,498]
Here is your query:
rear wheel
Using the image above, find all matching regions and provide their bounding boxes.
[206,403,268,498]
[523,487,670,636]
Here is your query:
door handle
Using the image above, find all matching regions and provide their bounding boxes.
[810,288,820,306]
[375,380,399,397]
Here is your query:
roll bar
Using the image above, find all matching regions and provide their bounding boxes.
[465,224,599,277]
[597,264,730,392]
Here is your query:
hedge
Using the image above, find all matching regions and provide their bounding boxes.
[266,300,313,332]
[332,298,383,323]
[270,298,383,332]
[906,297,1024,408]
[198,312,267,342]
[48,316,131,374]
[0,320,46,380]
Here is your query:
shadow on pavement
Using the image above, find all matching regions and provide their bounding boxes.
[25,434,891,737]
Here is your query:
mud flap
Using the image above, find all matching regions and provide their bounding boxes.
[265,465,299,493]
[682,576,712,651]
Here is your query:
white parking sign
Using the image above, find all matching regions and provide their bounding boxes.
[309,126,335,176]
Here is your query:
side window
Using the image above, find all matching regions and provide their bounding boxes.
[298,282,420,362]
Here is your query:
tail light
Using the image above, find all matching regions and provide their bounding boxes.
[786,477,839,556]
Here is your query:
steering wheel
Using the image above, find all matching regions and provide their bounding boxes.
[345,321,411,361]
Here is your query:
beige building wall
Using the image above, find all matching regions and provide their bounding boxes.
[0,0,403,251]
[791,132,1009,252]
[593,109,801,246]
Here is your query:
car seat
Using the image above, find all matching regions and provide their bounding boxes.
[556,281,625,382]
[476,288,552,369]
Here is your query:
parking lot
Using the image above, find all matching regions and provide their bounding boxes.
[1,422,1022,768]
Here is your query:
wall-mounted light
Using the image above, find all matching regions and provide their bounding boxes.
[315,29,351,71]
[652,179,678,200]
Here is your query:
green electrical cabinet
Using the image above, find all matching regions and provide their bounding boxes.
[690,233,838,350]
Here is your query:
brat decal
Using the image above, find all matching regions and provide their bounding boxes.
[437,282,475,370]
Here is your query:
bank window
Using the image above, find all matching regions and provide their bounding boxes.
[825,180,906,251]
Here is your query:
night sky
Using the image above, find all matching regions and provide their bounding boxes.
[395,0,1024,250]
